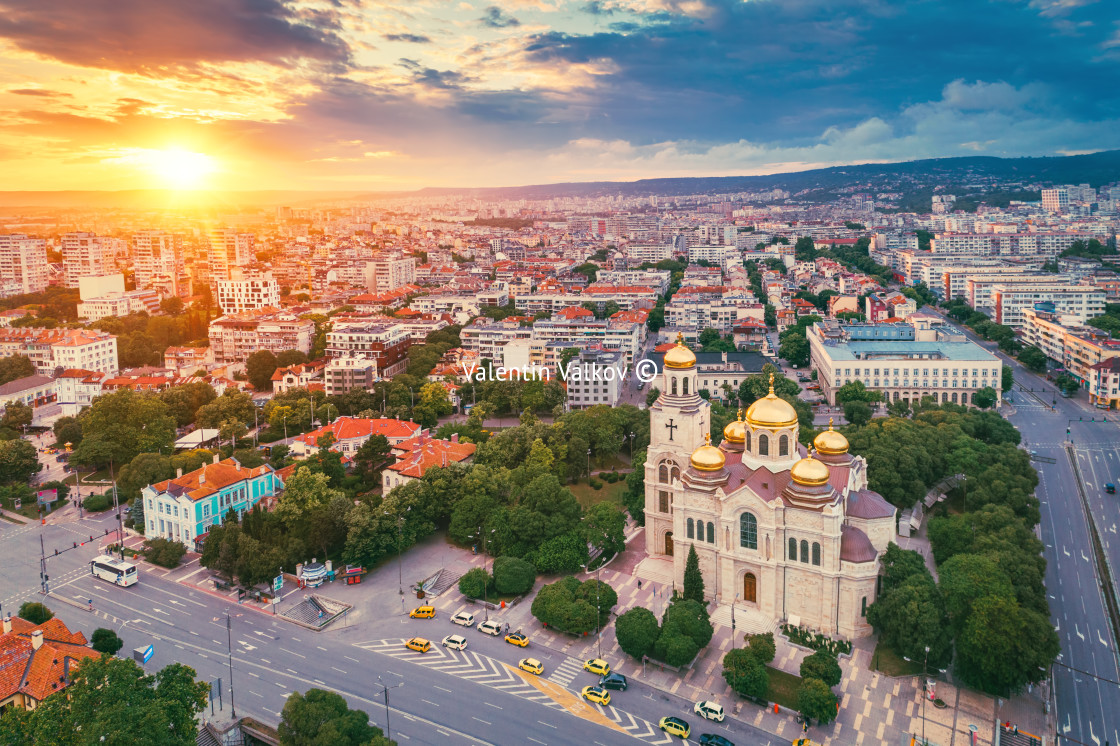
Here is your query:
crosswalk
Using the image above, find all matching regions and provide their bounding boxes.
[356,638,674,744]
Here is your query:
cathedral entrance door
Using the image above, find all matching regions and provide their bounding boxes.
[664,531,674,557]
[743,572,756,603]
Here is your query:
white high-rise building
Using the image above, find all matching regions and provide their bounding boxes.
[365,256,416,293]
[133,231,184,293]
[216,274,281,314]
[1041,188,1069,213]
[0,234,48,298]
[62,232,116,288]
[208,229,255,282]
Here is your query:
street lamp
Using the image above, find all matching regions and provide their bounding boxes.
[587,448,592,480]
[731,593,738,633]
[468,525,495,621]
[581,560,602,658]
[225,612,237,718]
[382,507,409,595]
[628,432,635,463]
[903,646,931,746]
[375,676,403,742]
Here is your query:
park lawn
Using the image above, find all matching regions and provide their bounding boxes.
[765,666,802,709]
[871,642,923,676]
[570,479,627,510]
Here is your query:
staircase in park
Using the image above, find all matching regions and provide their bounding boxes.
[708,603,777,636]
[425,568,463,597]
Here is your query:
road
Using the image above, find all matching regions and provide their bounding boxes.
[0,511,778,745]
[925,306,1120,745]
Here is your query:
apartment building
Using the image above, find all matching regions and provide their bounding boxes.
[565,349,626,409]
[808,319,1000,407]
[208,229,255,282]
[459,319,534,361]
[208,312,315,364]
[142,456,281,544]
[533,316,646,364]
[1087,358,1120,409]
[513,286,658,315]
[132,231,184,293]
[61,232,117,288]
[324,356,379,396]
[938,264,1037,300]
[596,270,671,294]
[990,284,1105,327]
[0,234,48,298]
[365,256,416,293]
[1020,308,1120,383]
[324,321,411,377]
[0,327,118,375]
[930,232,1092,257]
[216,275,281,314]
[1041,188,1069,213]
[163,346,214,375]
[624,244,673,263]
[77,289,161,321]
[964,274,1060,310]
[688,244,738,265]
[665,295,764,334]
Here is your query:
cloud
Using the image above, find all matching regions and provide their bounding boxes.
[0,0,351,74]
[383,33,433,43]
[6,88,70,97]
[479,6,521,28]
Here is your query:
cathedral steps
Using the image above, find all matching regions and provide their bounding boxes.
[708,603,778,637]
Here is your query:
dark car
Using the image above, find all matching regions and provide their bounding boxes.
[598,672,628,691]
[699,735,735,746]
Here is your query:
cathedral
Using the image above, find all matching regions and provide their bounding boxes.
[643,338,897,639]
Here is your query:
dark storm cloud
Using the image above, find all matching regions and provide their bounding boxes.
[479,6,521,28]
[383,33,432,44]
[0,0,351,73]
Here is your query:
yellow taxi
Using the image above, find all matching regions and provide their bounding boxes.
[659,716,690,738]
[405,637,431,653]
[504,631,529,647]
[518,658,544,675]
[409,605,435,619]
[581,685,611,706]
[792,740,821,746]
[582,658,610,676]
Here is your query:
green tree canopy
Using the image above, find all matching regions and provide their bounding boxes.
[18,601,53,625]
[939,553,1015,636]
[91,628,124,655]
[246,349,280,391]
[72,389,176,467]
[955,595,1059,695]
[615,606,660,660]
[722,647,769,699]
[682,544,705,603]
[799,649,842,688]
[797,676,838,725]
[279,688,393,746]
[0,439,40,484]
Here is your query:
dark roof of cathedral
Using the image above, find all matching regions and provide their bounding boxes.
[839,524,877,563]
[846,489,895,520]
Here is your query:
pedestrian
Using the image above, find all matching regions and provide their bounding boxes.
[637,579,642,589]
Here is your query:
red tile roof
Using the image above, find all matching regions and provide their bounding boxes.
[297,417,421,447]
[150,458,272,502]
[0,617,98,706]
[388,433,476,478]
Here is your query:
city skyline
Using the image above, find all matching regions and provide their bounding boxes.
[1,0,1119,192]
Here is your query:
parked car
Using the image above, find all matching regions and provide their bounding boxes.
[659,716,690,738]
[441,634,468,651]
[581,685,611,706]
[699,735,734,746]
[693,701,725,722]
[477,619,502,636]
[450,611,475,626]
[504,631,529,647]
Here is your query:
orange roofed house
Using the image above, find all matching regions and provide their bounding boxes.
[294,416,421,457]
[382,431,476,493]
[0,614,99,713]
[141,455,283,545]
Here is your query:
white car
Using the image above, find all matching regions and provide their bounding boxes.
[694,700,725,723]
[442,634,468,651]
[477,619,502,636]
[451,611,475,627]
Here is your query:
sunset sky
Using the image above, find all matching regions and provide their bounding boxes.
[1,0,1119,192]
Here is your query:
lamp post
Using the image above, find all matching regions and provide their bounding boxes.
[628,432,635,463]
[469,525,495,621]
[582,561,602,658]
[587,448,592,480]
[903,646,931,746]
[375,677,403,742]
[731,593,738,633]
[225,612,237,718]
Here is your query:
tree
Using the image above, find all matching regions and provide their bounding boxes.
[835,380,882,404]
[866,574,953,668]
[458,567,492,599]
[722,647,769,699]
[0,657,209,746]
[1018,346,1048,373]
[276,467,344,531]
[196,389,256,431]
[492,556,536,595]
[0,402,32,433]
[682,544,705,603]
[615,607,660,659]
[800,649,842,687]
[91,627,124,655]
[18,601,52,625]
[973,386,998,409]
[583,502,626,558]
[276,349,310,368]
[0,439,40,484]
[116,452,173,501]
[779,332,809,367]
[246,349,280,392]
[1001,364,1013,392]
[624,449,646,525]
[746,632,776,664]
[159,296,184,315]
[0,355,34,386]
[955,595,1059,695]
[661,598,713,650]
[160,381,217,427]
[939,553,1015,635]
[798,677,839,725]
[53,415,83,449]
[418,382,454,418]
[843,400,872,427]
[878,543,930,593]
[72,389,176,467]
[886,398,911,418]
[279,688,392,746]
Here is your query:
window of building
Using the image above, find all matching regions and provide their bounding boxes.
[861,596,868,617]
[740,513,757,549]
[671,377,678,395]
[687,517,694,539]
[800,540,809,563]
[812,542,821,566]
[789,537,797,560]
[707,521,715,543]
[659,491,670,513]
[759,434,769,456]
[779,434,789,456]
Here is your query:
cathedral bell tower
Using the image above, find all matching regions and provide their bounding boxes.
[645,334,710,558]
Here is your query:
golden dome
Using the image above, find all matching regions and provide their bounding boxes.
[690,433,726,472]
[723,408,746,444]
[813,418,849,455]
[791,450,831,487]
[663,333,697,370]
[745,373,798,429]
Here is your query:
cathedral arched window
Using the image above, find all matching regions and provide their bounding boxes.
[744,433,751,452]
[706,521,715,543]
[812,542,821,566]
[686,517,694,539]
[670,465,680,482]
[671,377,678,395]
[758,434,769,456]
[800,540,809,563]
[788,537,797,560]
[683,378,689,395]
[779,434,789,456]
[659,464,669,483]
[861,597,868,617]
[739,513,757,550]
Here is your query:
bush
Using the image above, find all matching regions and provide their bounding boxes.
[800,649,842,687]
[723,647,769,699]
[492,556,536,595]
[781,624,852,656]
[531,576,617,635]
[615,607,660,659]
[798,677,839,725]
[589,478,603,490]
[746,632,776,664]
[83,492,113,512]
[458,567,491,599]
[143,538,187,568]
[91,627,124,655]
[18,602,53,625]
[653,630,699,667]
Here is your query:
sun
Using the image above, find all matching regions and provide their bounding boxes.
[110,147,218,189]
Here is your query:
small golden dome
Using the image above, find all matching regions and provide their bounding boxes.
[813,418,849,455]
[663,332,697,370]
[690,433,726,472]
[746,373,798,429]
[791,450,831,487]
[723,408,746,444]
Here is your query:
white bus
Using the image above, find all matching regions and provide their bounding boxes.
[90,555,138,587]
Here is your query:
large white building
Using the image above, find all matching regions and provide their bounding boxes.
[990,283,1106,327]
[77,289,161,321]
[0,328,118,375]
[643,340,895,640]
[0,234,48,298]
[132,231,184,293]
[625,244,673,264]
[216,275,281,314]
[565,349,626,409]
[208,312,315,364]
[808,318,1001,407]
[62,232,118,288]
[365,256,416,294]
[1041,188,1069,213]
[208,229,255,282]
[930,232,1093,257]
